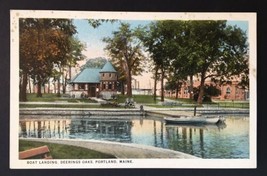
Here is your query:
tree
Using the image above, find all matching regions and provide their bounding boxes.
[139,20,248,104]
[61,37,86,94]
[19,18,80,100]
[80,57,107,70]
[186,21,248,104]
[193,84,221,102]
[103,23,145,97]
[88,19,117,28]
[137,21,181,101]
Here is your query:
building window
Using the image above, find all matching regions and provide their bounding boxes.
[78,84,85,90]
[102,73,105,77]
[226,87,231,94]
[108,82,112,89]
[109,73,112,77]
[184,88,188,94]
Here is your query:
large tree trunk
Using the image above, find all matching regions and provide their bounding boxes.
[175,85,179,99]
[48,80,50,93]
[36,79,42,97]
[57,78,61,97]
[53,80,56,94]
[153,69,158,101]
[197,74,206,104]
[68,65,72,80]
[62,72,66,94]
[19,72,28,101]
[43,84,46,94]
[127,69,132,97]
[28,76,31,94]
[160,69,165,102]
[121,81,125,95]
[189,75,194,99]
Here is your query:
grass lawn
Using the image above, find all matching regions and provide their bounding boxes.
[20,104,100,108]
[19,104,125,109]
[19,140,116,159]
[147,104,202,108]
[167,97,196,104]
[116,94,159,104]
[211,102,249,108]
[22,93,249,109]
[26,93,97,103]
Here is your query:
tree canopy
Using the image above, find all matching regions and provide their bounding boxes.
[103,23,146,97]
[80,57,107,70]
[19,18,84,101]
[138,20,248,104]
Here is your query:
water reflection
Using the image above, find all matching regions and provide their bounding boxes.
[165,124,220,158]
[19,119,133,142]
[19,116,249,159]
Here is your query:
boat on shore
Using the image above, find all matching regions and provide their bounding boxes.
[164,115,224,125]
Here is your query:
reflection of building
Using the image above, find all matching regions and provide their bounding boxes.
[69,119,132,142]
[70,61,118,99]
[19,119,133,142]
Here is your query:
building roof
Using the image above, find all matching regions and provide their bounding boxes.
[100,61,117,73]
[71,68,101,83]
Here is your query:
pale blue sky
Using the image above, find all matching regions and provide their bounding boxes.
[73,19,248,59]
[73,19,151,58]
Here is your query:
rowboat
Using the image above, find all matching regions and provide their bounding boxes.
[165,120,227,130]
[164,116,224,125]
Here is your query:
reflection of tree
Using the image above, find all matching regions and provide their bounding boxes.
[199,129,204,158]
[182,128,187,151]
[160,122,164,147]
[37,121,41,138]
[153,120,157,146]
[189,128,194,155]
[19,121,27,137]
[166,126,206,157]
[48,121,51,138]
[57,121,61,138]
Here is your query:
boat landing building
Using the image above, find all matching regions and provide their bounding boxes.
[70,61,118,99]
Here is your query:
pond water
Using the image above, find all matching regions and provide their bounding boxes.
[19,115,249,159]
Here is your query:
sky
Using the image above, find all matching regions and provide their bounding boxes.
[73,19,151,59]
[73,19,249,89]
[73,19,248,59]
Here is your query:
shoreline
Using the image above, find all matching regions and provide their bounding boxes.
[19,107,249,116]
[19,138,199,159]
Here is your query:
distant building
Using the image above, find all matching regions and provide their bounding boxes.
[164,77,249,101]
[70,61,118,99]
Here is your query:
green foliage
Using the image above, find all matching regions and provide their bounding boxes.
[116,94,158,104]
[80,57,107,70]
[20,104,102,109]
[25,93,97,103]
[103,23,146,97]
[19,140,115,159]
[193,84,221,102]
[88,19,117,28]
[165,81,183,91]
[19,18,85,100]
[138,20,248,104]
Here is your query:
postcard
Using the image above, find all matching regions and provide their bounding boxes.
[10,10,257,169]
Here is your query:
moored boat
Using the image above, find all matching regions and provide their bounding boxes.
[164,116,223,125]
